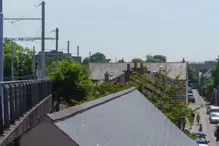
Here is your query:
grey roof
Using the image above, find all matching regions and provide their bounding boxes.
[203,68,212,78]
[53,87,197,146]
[89,62,187,81]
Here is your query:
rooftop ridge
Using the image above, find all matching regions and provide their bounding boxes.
[47,87,136,122]
[89,62,186,64]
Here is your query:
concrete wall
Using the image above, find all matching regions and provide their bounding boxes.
[19,118,78,146]
[0,95,53,146]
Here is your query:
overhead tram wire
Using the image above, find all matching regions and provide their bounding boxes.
[5,2,42,24]
[5,2,43,47]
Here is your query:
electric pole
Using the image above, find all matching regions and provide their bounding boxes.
[55,28,59,67]
[0,0,4,132]
[11,41,14,81]
[77,46,79,57]
[33,46,36,79]
[41,1,45,79]
[67,41,70,55]
[89,52,92,62]
[0,0,3,83]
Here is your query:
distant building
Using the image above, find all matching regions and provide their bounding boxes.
[35,50,82,64]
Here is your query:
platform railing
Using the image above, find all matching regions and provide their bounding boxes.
[0,80,51,135]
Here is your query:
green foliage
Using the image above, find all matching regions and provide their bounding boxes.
[4,40,34,78]
[153,55,167,62]
[91,52,106,62]
[46,58,56,75]
[82,57,90,65]
[188,65,199,86]
[129,68,193,128]
[212,62,219,85]
[131,58,144,63]
[87,82,130,101]
[51,58,192,137]
[205,80,215,95]
[50,58,93,106]
[145,54,167,62]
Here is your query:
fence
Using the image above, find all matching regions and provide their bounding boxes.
[4,75,37,81]
[0,80,51,135]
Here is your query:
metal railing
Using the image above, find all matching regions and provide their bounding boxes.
[3,75,37,81]
[0,79,51,135]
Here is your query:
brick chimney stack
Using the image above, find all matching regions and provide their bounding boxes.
[140,63,148,74]
[124,64,132,82]
[134,62,137,69]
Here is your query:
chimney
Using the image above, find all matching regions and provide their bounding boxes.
[140,63,143,69]
[159,66,163,74]
[140,63,144,74]
[104,71,109,81]
[127,63,130,71]
[134,62,137,69]
[124,64,132,82]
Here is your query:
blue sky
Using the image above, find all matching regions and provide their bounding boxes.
[4,0,219,62]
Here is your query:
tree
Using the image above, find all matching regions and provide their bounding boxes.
[129,68,193,130]
[153,55,167,62]
[131,58,144,63]
[145,55,154,62]
[50,58,93,105]
[211,62,219,85]
[82,57,90,65]
[4,40,34,78]
[145,54,167,62]
[188,65,199,87]
[91,52,106,62]
[118,58,125,63]
[46,58,56,76]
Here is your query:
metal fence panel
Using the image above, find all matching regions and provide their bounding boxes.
[0,80,51,135]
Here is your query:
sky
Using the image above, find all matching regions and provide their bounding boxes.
[3,0,219,62]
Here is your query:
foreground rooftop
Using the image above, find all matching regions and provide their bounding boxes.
[21,87,197,146]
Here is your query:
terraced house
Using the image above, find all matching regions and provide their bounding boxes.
[89,62,189,103]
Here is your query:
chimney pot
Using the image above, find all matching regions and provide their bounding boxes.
[134,62,137,69]
[127,64,130,71]
[104,71,109,81]
[140,63,143,69]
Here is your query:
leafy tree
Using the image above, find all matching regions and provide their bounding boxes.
[188,65,199,87]
[118,58,125,63]
[145,54,167,62]
[46,58,56,76]
[50,58,93,106]
[205,80,216,104]
[131,58,144,63]
[4,40,34,79]
[211,62,219,85]
[145,55,154,62]
[82,57,90,65]
[205,61,215,64]
[153,55,167,62]
[91,52,106,62]
[129,68,193,130]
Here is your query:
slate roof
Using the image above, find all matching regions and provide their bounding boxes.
[203,68,212,78]
[47,87,197,146]
[89,62,187,81]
